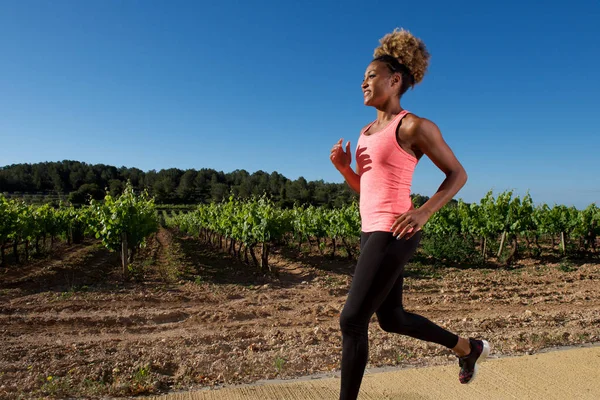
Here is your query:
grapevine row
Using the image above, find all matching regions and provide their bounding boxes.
[165,196,361,271]
[0,183,159,276]
[167,191,599,269]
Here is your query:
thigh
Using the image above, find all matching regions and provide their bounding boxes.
[377,231,423,313]
[343,232,407,320]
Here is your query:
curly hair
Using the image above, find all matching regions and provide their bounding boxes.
[373,28,430,93]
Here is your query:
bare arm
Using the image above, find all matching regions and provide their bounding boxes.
[414,118,467,217]
[391,118,467,238]
[330,139,360,193]
[339,165,360,193]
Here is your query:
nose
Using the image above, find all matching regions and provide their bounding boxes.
[361,80,368,89]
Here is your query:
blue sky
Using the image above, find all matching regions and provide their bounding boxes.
[1,0,598,208]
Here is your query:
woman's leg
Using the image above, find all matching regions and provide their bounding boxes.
[375,240,459,348]
[339,231,421,400]
[375,233,490,385]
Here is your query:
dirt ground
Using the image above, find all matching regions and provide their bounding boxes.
[1,228,599,399]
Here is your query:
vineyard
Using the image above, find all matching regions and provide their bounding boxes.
[1,187,599,399]
[0,183,158,277]
[166,190,600,271]
[2,188,598,275]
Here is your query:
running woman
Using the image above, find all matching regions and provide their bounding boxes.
[330,28,490,400]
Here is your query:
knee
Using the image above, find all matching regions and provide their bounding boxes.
[340,310,368,337]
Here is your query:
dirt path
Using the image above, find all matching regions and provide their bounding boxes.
[149,345,600,399]
[0,229,599,399]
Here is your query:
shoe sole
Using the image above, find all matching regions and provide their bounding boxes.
[464,340,491,385]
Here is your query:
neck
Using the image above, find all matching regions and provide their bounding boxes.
[375,99,403,123]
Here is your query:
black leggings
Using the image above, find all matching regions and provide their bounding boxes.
[339,231,459,400]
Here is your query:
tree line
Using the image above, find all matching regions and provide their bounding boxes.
[0,160,433,208]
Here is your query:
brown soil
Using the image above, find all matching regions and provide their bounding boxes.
[1,228,599,399]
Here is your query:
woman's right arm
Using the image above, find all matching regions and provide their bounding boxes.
[339,165,360,193]
[330,139,360,193]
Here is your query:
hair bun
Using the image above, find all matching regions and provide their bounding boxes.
[373,28,430,85]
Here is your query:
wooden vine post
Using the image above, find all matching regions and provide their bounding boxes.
[121,232,128,279]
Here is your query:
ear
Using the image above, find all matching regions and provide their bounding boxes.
[391,73,402,88]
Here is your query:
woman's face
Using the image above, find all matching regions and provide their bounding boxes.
[361,61,401,107]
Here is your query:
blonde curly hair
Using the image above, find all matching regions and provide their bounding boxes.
[373,28,430,88]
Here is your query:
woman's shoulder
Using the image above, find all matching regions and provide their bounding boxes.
[401,112,440,137]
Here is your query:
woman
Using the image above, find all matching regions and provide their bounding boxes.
[330,28,490,399]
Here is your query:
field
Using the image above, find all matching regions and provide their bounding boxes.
[1,227,600,399]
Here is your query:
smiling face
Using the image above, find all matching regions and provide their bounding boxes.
[361,61,402,107]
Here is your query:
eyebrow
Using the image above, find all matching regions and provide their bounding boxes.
[365,69,376,75]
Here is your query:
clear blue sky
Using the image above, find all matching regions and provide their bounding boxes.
[1,0,598,208]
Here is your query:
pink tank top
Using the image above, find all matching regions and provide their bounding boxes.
[356,110,418,232]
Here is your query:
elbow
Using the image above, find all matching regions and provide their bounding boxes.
[447,167,467,189]
[460,168,468,188]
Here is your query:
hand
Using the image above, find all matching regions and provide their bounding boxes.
[330,138,352,172]
[390,208,431,240]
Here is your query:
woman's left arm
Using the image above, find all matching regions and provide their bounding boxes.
[391,118,467,239]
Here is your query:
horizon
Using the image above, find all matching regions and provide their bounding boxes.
[1,1,599,209]
[1,159,596,210]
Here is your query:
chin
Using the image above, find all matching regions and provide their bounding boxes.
[364,100,376,107]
